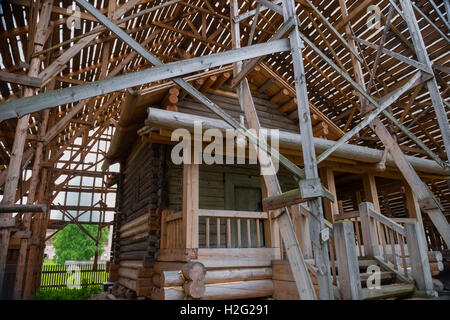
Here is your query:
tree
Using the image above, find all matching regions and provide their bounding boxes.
[52,224,108,265]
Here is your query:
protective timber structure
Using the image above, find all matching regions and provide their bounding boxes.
[0,0,448,300]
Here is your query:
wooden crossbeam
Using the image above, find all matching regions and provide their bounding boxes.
[0,71,42,88]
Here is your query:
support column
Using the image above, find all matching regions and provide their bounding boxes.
[182,163,199,249]
[320,167,339,221]
[362,173,381,212]
[334,221,363,300]
[404,222,435,296]
[283,0,334,299]
[0,0,53,298]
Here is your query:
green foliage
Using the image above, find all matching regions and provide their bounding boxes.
[52,225,108,265]
[33,279,101,300]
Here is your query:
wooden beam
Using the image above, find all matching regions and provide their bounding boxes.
[182,163,199,249]
[0,71,42,88]
[0,40,291,121]
[0,204,47,213]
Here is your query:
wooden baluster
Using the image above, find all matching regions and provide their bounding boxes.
[167,221,171,249]
[161,211,167,249]
[174,221,177,248]
[390,230,398,270]
[237,218,241,248]
[354,218,362,256]
[206,217,210,248]
[256,219,261,248]
[227,218,231,248]
[380,224,388,260]
[399,235,408,276]
[247,219,251,248]
[329,236,337,285]
[172,222,175,248]
[216,218,221,248]
[178,220,181,247]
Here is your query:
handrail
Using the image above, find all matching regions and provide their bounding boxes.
[334,210,360,221]
[368,208,405,236]
[197,209,268,219]
[164,211,182,222]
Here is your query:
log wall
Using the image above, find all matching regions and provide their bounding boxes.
[111,142,167,297]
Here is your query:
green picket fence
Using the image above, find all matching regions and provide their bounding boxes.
[40,263,108,291]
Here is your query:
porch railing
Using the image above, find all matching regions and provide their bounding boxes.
[160,209,268,249]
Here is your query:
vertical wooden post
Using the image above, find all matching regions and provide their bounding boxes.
[231,0,316,300]
[334,221,363,300]
[282,0,334,299]
[320,167,338,222]
[362,173,381,212]
[182,163,199,249]
[359,202,380,257]
[404,182,424,228]
[404,222,435,295]
[0,0,53,298]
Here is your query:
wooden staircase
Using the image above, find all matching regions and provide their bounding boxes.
[356,258,415,300]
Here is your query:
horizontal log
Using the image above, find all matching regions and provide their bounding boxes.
[118,277,153,296]
[152,270,184,287]
[152,267,274,287]
[200,280,274,300]
[119,260,144,269]
[119,231,150,246]
[205,267,273,284]
[119,251,150,261]
[152,262,186,273]
[145,108,450,176]
[150,286,185,300]
[0,204,47,213]
[157,248,198,262]
[118,267,153,280]
[120,241,149,253]
[194,248,279,269]
[120,224,149,239]
[119,213,150,233]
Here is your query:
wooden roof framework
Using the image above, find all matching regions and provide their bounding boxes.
[0,0,448,299]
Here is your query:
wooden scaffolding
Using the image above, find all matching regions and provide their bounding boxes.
[0,0,448,299]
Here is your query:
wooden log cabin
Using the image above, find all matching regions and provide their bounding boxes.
[0,0,448,301]
[102,64,449,300]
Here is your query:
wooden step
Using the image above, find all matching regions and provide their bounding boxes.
[360,271,395,285]
[362,283,415,300]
